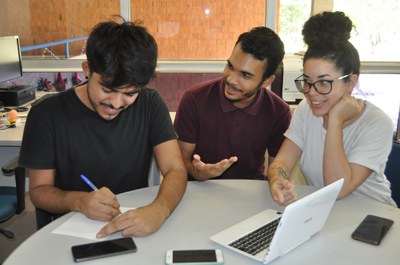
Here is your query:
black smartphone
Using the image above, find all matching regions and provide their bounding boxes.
[71,237,137,262]
[351,214,394,245]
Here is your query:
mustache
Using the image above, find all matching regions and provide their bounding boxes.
[224,79,241,92]
[100,103,125,110]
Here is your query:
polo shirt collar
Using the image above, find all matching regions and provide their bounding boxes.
[219,82,264,115]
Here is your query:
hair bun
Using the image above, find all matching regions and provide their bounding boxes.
[302,11,353,48]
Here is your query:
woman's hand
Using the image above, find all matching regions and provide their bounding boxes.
[329,95,364,127]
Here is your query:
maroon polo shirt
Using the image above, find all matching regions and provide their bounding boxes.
[174,77,291,180]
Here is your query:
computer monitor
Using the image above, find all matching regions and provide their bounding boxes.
[352,73,400,140]
[0,36,23,87]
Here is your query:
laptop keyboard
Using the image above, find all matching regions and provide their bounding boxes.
[229,217,281,256]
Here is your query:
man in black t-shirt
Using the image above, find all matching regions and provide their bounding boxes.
[20,20,187,238]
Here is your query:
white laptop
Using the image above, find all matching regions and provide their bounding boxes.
[210,178,344,264]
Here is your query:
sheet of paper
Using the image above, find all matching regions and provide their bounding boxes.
[52,207,134,240]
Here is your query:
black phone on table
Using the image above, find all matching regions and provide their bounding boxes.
[71,237,137,262]
[351,214,394,245]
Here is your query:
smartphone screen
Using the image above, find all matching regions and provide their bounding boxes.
[71,237,137,262]
[165,249,224,264]
[173,250,217,262]
[351,215,394,245]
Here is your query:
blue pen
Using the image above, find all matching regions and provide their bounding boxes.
[80,174,98,191]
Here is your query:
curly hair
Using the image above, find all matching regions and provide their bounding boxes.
[302,11,360,76]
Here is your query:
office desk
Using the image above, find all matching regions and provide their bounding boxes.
[0,92,49,186]
[4,180,399,265]
[0,99,31,186]
[0,123,24,147]
[0,91,57,147]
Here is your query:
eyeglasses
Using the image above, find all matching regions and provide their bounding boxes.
[294,74,352,95]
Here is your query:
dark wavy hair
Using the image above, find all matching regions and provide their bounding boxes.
[86,19,158,89]
[235,27,285,80]
[302,11,360,76]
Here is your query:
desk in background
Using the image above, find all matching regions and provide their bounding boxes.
[0,96,32,187]
[4,180,399,265]
[0,92,54,187]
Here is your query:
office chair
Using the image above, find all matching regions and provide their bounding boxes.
[0,156,52,230]
[0,156,26,239]
[384,140,400,207]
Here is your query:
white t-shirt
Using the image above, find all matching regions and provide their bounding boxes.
[285,99,396,206]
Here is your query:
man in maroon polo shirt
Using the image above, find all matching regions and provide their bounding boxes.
[174,27,291,181]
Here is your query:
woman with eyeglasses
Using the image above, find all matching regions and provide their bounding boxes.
[267,11,396,207]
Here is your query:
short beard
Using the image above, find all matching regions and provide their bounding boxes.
[225,78,264,103]
[86,81,125,120]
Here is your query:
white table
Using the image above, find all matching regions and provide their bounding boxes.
[4,180,400,265]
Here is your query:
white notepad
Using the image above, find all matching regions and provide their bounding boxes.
[52,207,134,240]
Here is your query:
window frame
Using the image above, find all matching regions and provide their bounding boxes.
[21,0,400,74]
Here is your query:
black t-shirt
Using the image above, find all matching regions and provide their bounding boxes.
[19,87,176,194]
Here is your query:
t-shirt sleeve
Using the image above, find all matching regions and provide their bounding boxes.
[19,104,56,169]
[346,106,393,174]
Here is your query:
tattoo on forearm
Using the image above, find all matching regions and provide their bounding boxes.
[274,167,290,180]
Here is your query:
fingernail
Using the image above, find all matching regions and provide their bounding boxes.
[96,233,104,239]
